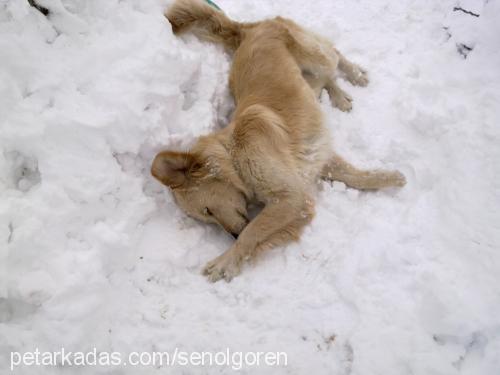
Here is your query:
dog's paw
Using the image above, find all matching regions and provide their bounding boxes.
[391,171,407,187]
[202,252,241,283]
[382,170,406,187]
[348,66,369,87]
[332,91,353,112]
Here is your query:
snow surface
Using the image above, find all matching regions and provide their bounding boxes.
[1,0,500,374]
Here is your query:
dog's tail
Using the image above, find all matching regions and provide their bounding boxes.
[165,0,242,50]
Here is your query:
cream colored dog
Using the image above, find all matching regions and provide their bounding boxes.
[152,0,406,282]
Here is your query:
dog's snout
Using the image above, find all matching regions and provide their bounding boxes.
[230,232,239,239]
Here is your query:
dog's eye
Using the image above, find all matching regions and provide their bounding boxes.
[203,207,212,216]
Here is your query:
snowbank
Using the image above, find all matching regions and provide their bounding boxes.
[1,0,499,374]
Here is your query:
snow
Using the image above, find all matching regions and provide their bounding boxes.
[1,0,499,374]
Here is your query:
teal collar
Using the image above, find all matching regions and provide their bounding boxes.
[205,0,221,10]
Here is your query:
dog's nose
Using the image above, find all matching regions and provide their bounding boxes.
[230,232,239,239]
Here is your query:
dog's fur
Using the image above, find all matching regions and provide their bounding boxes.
[152,0,406,282]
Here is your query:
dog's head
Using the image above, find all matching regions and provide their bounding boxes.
[151,148,249,238]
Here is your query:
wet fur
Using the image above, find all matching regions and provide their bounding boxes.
[152,0,406,282]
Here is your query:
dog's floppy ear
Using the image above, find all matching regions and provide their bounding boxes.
[151,151,195,188]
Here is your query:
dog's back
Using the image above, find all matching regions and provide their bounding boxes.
[230,20,331,186]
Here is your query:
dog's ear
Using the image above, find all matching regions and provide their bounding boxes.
[151,151,195,188]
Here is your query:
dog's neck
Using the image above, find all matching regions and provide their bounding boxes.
[194,125,254,202]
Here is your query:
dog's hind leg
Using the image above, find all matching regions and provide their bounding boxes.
[302,70,351,112]
[301,70,353,112]
[302,71,325,98]
[321,153,406,190]
[335,49,369,87]
[325,79,354,112]
[279,18,362,111]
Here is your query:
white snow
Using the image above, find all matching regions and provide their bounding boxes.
[1,0,499,374]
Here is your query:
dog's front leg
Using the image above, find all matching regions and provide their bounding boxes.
[203,194,314,282]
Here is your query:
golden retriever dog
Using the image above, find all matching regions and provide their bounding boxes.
[152,0,406,282]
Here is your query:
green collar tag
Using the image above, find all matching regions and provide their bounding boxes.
[204,0,221,10]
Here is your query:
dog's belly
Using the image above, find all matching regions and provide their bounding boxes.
[294,124,331,185]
